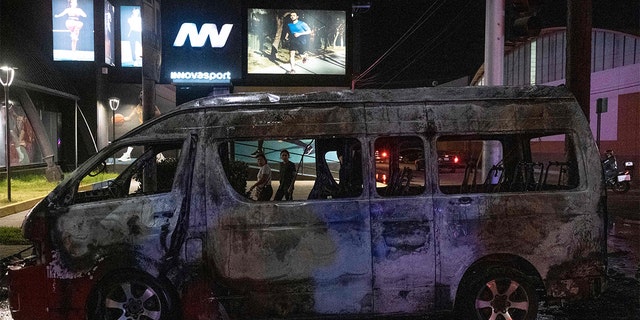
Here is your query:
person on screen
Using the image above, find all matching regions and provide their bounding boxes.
[54,0,87,52]
[127,8,142,66]
[284,12,311,74]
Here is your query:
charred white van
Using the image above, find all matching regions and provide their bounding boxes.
[8,86,606,320]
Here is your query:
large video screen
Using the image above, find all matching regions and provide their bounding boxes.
[120,6,142,67]
[52,0,95,61]
[247,8,346,75]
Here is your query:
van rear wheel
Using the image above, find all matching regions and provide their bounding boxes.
[458,268,538,320]
[91,271,176,320]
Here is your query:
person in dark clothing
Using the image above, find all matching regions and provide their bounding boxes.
[274,149,297,200]
[602,149,618,180]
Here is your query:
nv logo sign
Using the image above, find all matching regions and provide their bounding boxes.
[173,23,233,48]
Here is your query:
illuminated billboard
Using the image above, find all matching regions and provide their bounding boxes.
[52,0,95,61]
[160,0,242,85]
[121,6,142,67]
[104,0,115,66]
[247,9,346,76]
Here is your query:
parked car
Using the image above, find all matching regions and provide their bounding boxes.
[438,151,464,172]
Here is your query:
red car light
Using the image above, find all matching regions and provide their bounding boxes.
[453,156,459,164]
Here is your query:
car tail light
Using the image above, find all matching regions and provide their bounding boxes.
[453,156,459,164]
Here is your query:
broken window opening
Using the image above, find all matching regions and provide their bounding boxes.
[438,133,580,194]
[219,137,363,201]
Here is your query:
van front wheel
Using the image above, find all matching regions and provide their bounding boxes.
[91,271,176,320]
[459,268,538,320]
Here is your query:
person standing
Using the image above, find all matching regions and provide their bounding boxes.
[249,154,273,201]
[274,149,296,200]
[602,149,618,180]
[284,12,311,74]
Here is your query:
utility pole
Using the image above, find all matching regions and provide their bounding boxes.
[141,0,161,124]
[484,0,505,87]
[566,0,592,121]
[482,0,505,182]
[141,0,162,193]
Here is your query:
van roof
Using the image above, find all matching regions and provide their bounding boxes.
[176,85,576,110]
[117,85,584,142]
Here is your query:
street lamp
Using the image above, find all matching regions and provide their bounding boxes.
[1,66,15,202]
[108,97,120,144]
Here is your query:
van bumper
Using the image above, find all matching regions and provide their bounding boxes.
[546,275,604,301]
[8,264,91,320]
[545,258,605,302]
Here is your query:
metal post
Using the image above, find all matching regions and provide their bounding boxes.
[1,66,15,202]
[596,98,608,150]
[108,97,120,168]
[108,97,120,143]
[112,109,116,143]
[482,0,505,184]
[3,85,9,202]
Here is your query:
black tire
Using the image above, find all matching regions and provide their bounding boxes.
[612,181,630,193]
[90,271,177,320]
[457,267,538,320]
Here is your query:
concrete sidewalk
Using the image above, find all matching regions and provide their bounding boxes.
[0,197,42,228]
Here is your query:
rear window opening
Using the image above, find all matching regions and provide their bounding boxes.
[437,133,580,194]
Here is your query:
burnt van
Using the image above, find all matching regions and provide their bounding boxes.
[8,85,606,320]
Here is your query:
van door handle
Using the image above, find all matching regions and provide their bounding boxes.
[458,197,472,205]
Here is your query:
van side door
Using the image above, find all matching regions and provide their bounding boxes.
[370,136,436,314]
[212,137,373,317]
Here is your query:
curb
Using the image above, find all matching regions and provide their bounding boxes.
[0,197,43,219]
[0,184,96,219]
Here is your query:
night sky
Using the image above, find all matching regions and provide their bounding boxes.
[2,0,638,89]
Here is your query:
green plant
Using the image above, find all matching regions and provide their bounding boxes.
[1,172,118,206]
[223,160,249,196]
[0,227,29,245]
[132,157,179,193]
